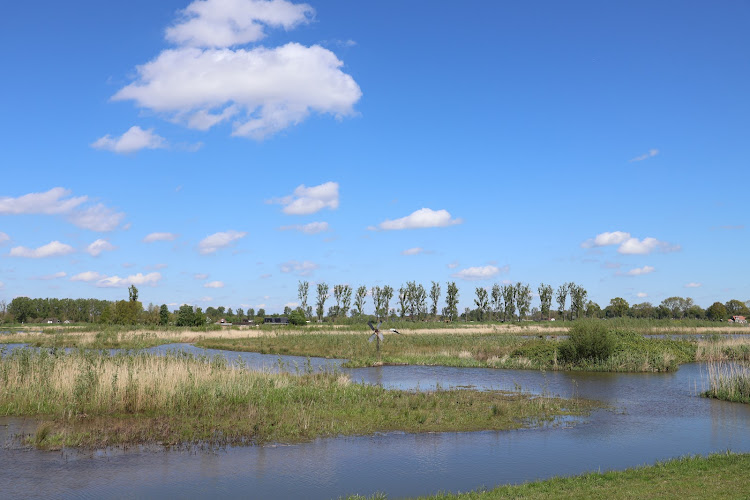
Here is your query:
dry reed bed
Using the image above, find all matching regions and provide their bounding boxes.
[0,348,596,449]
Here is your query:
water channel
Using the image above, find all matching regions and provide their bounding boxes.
[2,343,750,499]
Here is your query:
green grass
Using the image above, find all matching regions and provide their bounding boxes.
[346,452,750,499]
[197,329,697,373]
[0,348,598,449]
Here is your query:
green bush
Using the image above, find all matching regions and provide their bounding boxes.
[559,321,615,363]
[288,310,307,326]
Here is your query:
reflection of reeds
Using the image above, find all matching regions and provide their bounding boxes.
[704,362,750,403]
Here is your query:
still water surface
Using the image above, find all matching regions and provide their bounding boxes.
[2,343,750,499]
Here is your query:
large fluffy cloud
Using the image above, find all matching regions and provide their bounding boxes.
[371,208,463,231]
[270,182,339,215]
[9,241,75,258]
[0,188,125,232]
[198,230,247,254]
[92,126,167,154]
[166,0,314,48]
[113,44,361,140]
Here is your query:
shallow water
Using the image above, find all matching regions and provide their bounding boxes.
[2,344,750,499]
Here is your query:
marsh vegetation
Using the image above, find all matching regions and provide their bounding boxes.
[0,348,597,449]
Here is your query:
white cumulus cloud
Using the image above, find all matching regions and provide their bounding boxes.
[96,272,162,288]
[370,208,463,231]
[582,231,679,255]
[91,126,167,154]
[70,271,106,282]
[581,231,631,248]
[625,266,655,276]
[269,182,339,215]
[198,230,247,254]
[279,260,318,276]
[0,187,87,215]
[204,281,225,288]
[452,265,508,281]
[618,237,680,255]
[279,221,330,234]
[87,239,116,257]
[113,44,361,140]
[9,241,75,258]
[143,232,179,242]
[636,292,648,298]
[630,149,659,162]
[166,0,314,48]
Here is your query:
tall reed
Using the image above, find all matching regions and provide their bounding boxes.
[703,362,750,403]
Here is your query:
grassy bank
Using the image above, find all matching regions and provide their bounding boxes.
[197,326,697,373]
[703,362,750,404]
[0,348,597,449]
[347,452,750,499]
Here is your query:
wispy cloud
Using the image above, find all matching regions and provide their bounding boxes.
[198,230,247,254]
[86,239,116,257]
[636,292,648,298]
[370,208,463,231]
[452,265,508,281]
[447,260,459,269]
[204,281,225,288]
[279,260,318,276]
[9,241,75,258]
[91,126,167,154]
[95,272,162,288]
[401,247,428,256]
[31,271,67,280]
[684,282,702,288]
[279,221,330,234]
[143,232,179,243]
[194,273,209,280]
[70,271,106,282]
[629,149,659,162]
[624,265,655,276]
[269,182,339,215]
[0,232,9,245]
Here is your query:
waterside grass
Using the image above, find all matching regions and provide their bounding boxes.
[347,452,750,499]
[197,329,697,373]
[703,362,750,404]
[0,348,597,449]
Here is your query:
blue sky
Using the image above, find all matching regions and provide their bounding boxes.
[1,0,748,312]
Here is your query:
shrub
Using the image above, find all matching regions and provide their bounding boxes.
[288,310,307,326]
[559,320,615,363]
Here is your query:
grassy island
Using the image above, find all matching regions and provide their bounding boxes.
[0,348,597,449]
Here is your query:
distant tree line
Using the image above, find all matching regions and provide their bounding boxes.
[3,284,748,326]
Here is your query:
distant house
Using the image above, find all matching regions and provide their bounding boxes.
[215,318,233,326]
[264,316,289,325]
[730,316,747,324]
[45,318,61,324]
[240,319,255,326]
